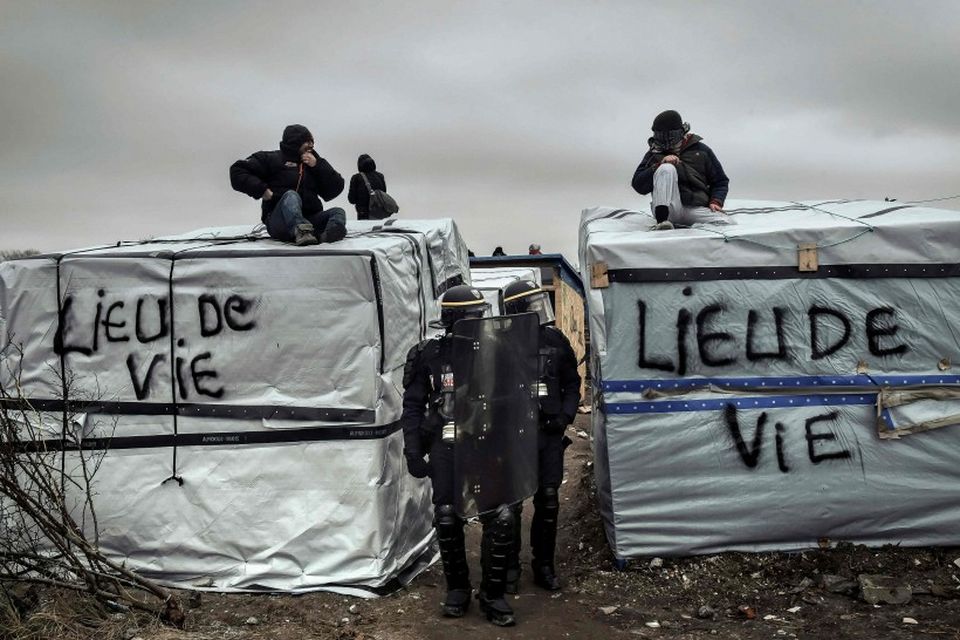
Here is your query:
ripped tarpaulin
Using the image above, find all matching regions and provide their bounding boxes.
[876,387,960,439]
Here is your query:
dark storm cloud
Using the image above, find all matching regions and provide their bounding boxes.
[1,0,958,259]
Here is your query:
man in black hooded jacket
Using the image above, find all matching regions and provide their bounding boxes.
[631,110,732,230]
[347,154,388,220]
[230,124,346,245]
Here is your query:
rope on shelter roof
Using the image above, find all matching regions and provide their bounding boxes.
[696,199,876,251]
[112,225,268,246]
[695,225,875,251]
[723,199,858,215]
[903,194,960,205]
[789,201,876,232]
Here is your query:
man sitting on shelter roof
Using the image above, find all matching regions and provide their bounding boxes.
[230,124,347,246]
[631,110,732,230]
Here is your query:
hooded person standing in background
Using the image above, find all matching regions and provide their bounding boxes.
[347,154,388,220]
[230,124,347,245]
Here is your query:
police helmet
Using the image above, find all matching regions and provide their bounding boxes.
[502,279,555,326]
[437,284,490,329]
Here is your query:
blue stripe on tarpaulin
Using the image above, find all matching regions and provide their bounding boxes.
[605,394,878,415]
[881,408,896,430]
[602,374,960,393]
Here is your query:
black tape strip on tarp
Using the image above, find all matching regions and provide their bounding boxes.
[366,226,466,298]
[12,420,401,452]
[859,205,914,219]
[0,397,374,422]
[436,273,465,296]
[607,262,960,283]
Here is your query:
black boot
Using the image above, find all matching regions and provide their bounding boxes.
[479,506,517,627]
[435,505,471,617]
[442,588,471,618]
[531,486,562,591]
[478,591,515,627]
[532,564,561,591]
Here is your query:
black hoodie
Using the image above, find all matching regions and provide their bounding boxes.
[347,154,387,220]
[230,124,344,222]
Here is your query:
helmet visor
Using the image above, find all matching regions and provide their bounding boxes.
[506,290,555,325]
[437,301,491,329]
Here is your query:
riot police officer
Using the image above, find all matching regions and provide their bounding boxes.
[502,279,581,592]
[401,284,519,627]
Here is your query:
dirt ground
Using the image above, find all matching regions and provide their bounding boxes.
[6,413,960,640]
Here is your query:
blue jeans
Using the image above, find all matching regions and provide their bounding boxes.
[266,191,346,242]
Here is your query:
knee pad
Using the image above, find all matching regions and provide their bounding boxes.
[491,505,515,538]
[434,504,462,532]
[534,487,559,510]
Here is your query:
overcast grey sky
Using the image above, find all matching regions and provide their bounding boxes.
[2,1,959,263]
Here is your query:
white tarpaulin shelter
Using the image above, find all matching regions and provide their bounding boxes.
[470,266,542,313]
[579,200,960,560]
[0,218,470,594]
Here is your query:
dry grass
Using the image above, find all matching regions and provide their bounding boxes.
[0,584,162,640]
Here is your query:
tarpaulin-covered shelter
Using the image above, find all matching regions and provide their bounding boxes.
[0,218,470,594]
[470,254,587,402]
[580,200,960,560]
[469,266,542,313]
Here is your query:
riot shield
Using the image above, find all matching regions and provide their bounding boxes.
[451,313,540,518]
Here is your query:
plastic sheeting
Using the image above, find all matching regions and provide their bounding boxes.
[0,220,470,593]
[470,266,542,313]
[579,200,960,559]
[451,313,540,517]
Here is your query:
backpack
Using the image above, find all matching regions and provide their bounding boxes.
[360,173,399,220]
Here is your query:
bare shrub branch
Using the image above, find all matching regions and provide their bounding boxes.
[0,343,185,630]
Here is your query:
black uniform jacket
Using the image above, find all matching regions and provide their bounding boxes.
[540,325,581,424]
[400,337,449,458]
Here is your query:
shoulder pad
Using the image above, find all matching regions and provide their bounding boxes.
[402,338,438,388]
[543,325,566,342]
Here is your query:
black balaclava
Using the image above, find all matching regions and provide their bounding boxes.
[651,110,688,151]
[358,154,376,172]
[280,124,313,160]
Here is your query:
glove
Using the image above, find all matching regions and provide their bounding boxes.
[405,453,432,479]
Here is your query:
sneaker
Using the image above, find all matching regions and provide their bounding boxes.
[441,588,471,618]
[654,204,670,223]
[477,592,515,627]
[652,220,674,231]
[294,223,318,246]
[319,222,347,244]
[532,565,562,591]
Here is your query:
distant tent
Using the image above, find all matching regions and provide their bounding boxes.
[470,253,587,403]
[470,265,542,314]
